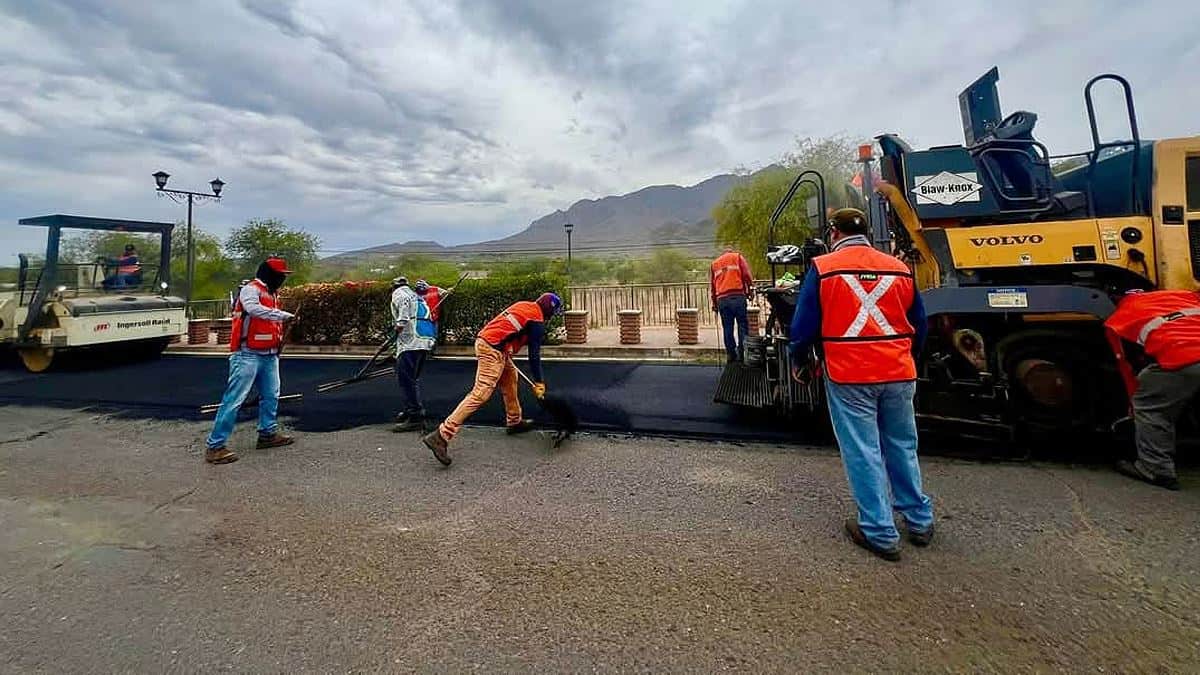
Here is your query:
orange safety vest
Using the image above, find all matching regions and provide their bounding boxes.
[425,286,444,323]
[1104,290,1200,371]
[117,255,141,276]
[711,251,749,298]
[478,300,544,354]
[814,245,917,384]
[229,279,284,352]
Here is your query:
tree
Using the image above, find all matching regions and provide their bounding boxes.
[712,135,868,277]
[781,135,864,210]
[226,218,321,285]
[713,167,814,278]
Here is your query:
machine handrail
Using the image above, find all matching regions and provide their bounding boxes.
[768,169,826,248]
[1084,74,1141,217]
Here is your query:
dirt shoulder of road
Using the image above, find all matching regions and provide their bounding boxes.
[1,406,1198,672]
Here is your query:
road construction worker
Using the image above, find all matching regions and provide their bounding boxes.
[710,243,754,363]
[102,243,142,289]
[391,276,437,432]
[203,257,296,464]
[788,208,932,561]
[422,292,563,466]
[1105,289,1200,490]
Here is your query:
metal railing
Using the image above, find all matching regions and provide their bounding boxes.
[187,298,232,320]
[567,282,772,328]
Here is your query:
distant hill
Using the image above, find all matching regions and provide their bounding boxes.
[329,173,746,262]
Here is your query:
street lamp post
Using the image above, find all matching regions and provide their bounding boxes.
[563,222,574,276]
[152,172,224,303]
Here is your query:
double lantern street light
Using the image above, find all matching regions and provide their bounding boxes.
[152,171,224,302]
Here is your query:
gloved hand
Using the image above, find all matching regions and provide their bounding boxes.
[532,382,547,399]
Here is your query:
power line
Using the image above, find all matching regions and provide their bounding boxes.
[317,239,720,256]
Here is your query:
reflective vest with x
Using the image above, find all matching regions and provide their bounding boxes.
[813,244,917,384]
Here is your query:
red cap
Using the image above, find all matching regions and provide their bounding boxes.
[265,257,292,274]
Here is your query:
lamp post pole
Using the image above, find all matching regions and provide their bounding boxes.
[564,222,574,277]
[152,172,223,303]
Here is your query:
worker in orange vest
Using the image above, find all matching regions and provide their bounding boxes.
[1104,289,1200,490]
[709,244,754,363]
[203,257,297,464]
[103,243,143,289]
[788,208,932,562]
[423,292,563,466]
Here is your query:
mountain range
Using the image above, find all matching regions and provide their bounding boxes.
[332,173,744,262]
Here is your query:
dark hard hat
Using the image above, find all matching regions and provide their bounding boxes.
[828,208,868,233]
[124,244,136,252]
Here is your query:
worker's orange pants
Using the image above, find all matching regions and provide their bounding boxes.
[438,338,522,441]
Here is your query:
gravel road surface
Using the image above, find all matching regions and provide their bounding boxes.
[2,405,1198,672]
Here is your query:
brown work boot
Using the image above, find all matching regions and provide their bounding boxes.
[256,433,295,449]
[205,447,239,464]
[505,419,536,435]
[422,430,451,466]
[845,518,901,562]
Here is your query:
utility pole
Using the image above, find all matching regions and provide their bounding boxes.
[564,222,574,276]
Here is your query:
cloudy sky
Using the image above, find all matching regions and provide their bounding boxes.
[1,0,1197,263]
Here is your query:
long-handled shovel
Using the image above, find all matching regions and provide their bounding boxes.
[510,358,578,447]
[199,393,302,415]
[315,332,397,393]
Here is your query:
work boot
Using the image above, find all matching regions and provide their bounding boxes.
[422,430,451,466]
[844,518,901,562]
[1115,460,1180,491]
[205,447,239,465]
[256,433,295,449]
[392,415,424,433]
[506,419,536,435]
[906,521,935,547]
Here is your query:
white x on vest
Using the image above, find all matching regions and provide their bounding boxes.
[840,274,897,337]
[1137,307,1200,345]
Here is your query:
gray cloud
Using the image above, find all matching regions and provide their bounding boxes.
[1,0,1197,262]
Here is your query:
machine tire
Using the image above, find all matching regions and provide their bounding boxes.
[18,346,55,373]
[996,329,1113,432]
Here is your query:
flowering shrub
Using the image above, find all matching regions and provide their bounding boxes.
[278,273,565,345]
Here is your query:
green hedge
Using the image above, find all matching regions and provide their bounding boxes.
[278,273,566,346]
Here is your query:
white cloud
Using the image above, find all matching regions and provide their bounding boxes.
[0,0,1197,263]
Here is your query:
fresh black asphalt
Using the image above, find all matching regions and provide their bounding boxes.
[0,353,803,442]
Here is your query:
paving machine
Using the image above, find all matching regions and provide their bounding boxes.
[717,67,1200,438]
[1,215,187,372]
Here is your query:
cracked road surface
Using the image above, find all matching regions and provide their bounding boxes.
[2,405,1199,672]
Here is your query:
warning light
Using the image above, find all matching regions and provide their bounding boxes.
[858,144,874,161]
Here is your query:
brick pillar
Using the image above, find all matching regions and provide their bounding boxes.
[564,309,589,344]
[188,319,211,345]
[618,309,642,345]
[747,306,762,337]
[214,318,233,345]
[168,334,182,345]
[676,308,699,345]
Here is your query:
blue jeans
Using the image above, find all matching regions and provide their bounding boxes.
[205,351,281,449]
[717,295,749,361]
[825,379,934,549]
[395,350,428,416]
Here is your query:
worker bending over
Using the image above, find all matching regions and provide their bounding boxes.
[391,276,437,432]
[710,243,754,363]
[423,292,563,466]
[1105,289,1200,490]
[789,208,933,561]
[204,257,296,464]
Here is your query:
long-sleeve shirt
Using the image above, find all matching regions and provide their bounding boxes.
[238,281,293,355]
[524,321,545,382]
[788,240,927,362]
[391,286,435,353]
